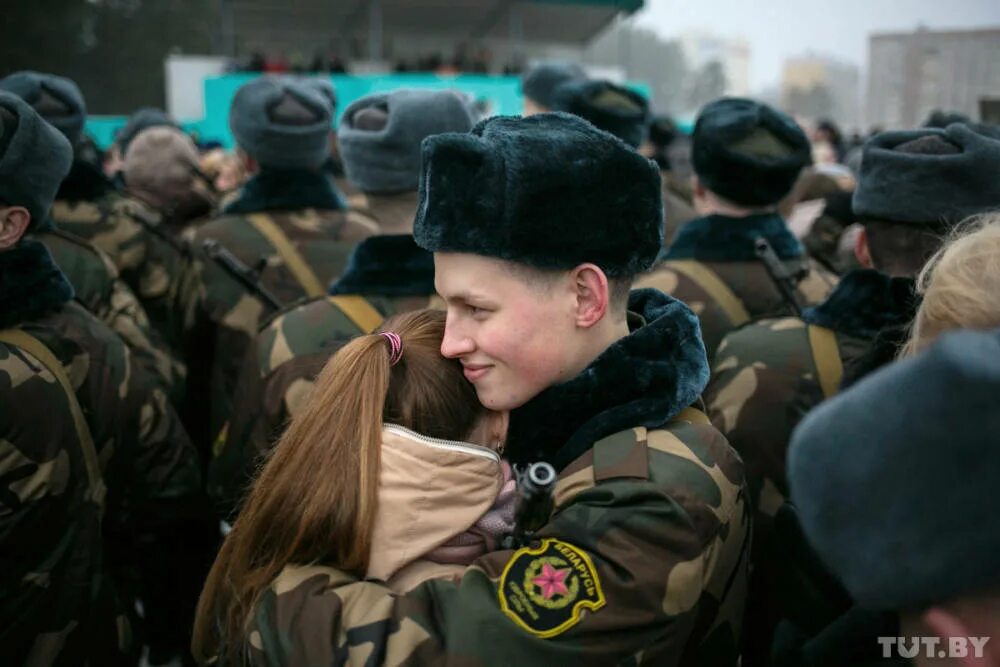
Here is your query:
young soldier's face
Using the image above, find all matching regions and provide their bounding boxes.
[434,253,579,411]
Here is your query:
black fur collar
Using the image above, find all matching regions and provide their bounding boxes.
[223,169,343,215]
[802,269,919,339]
[0,239,75,329]
[56,159,117,203]
[663,212,804,261]
[328,235,434,296]
[506,288,709,471]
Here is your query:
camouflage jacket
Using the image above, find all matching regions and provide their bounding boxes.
[224,290,750,667]
[703,269,919,524]
[49,161,151,281]
[34,226,186,403]
[0,240,202,665]
[702,270,918,663]
[174,169,376,453]
[637,212,837,359]
[211,234,437,515]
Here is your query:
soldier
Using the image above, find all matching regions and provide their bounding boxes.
[198,112,749,666]
[636,98,838,358]
[175,76,376,454]
[789,327,1000,667]
[0,73,164,290]
[0,70,185,400]
[520,60,587,116]
[0,91,204,666]
[211,88,475,515]
[641,115,698,246]
[704,124,1000,664]
[121,125,217,352]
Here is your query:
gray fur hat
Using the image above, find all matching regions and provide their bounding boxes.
[789,327,1000,610]
[0,71,86,146]
[521,61,587,110]
[338,89,475,194]
[853,124,1000,227]
[0,92,73,227]
[229,77,333,169]
[414,112,663,276]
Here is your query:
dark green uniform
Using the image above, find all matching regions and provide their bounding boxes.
[0,239,202,665]
[174,170,376,452]
[211,231,436,515]
[702,269,917,663]
[638,213,837,358]
[218,291,751,666]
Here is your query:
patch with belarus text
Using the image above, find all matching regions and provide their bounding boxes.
[498,538,606,638]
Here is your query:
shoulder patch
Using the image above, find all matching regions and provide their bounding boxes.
[498,538,605,639]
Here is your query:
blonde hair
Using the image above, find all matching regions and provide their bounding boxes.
[901,213,1000,357]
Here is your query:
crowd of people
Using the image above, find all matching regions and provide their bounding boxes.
[1,59,999,667]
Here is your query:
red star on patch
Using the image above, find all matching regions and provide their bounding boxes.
[532,563,570,599]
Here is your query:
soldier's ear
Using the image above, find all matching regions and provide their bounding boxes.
[570,263,610,330]
[0,205,31,249]
[854,227,873,269]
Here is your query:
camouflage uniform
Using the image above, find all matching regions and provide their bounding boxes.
[232,291,750,666]
[34,225,185,402]
[702,269,918,664]
[0,239,203,665]
[50,175,150,282]
[637,213,837,358]
[211,228,436,515]
[174,169,376,453]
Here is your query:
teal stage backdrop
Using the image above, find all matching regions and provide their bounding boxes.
[84,73,656,148]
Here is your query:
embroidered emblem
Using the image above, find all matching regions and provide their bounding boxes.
[498,538,606,638]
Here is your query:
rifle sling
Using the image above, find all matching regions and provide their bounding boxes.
[247,213,325,298]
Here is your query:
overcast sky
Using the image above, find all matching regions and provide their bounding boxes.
[632,0,1000,91]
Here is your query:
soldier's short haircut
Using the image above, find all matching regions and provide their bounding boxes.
[509,262,634,320]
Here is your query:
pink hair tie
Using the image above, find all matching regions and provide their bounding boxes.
[379,331,403,366]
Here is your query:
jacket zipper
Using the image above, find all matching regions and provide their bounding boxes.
[383,423,501,463]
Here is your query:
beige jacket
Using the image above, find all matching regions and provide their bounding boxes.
[368,424,506,592]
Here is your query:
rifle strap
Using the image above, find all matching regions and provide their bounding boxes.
[247,213,324,298]
[0,329,106,512]
[807,324,844,399]
[327,295,384,334]
[663,260,751,327]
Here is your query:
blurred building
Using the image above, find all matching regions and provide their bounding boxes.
[867,27,1000,129]
[782,55,861,129]
[677,31,751,97]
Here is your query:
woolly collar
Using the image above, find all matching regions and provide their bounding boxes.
[0,239,75,329]
[327,235,434,296]
[802,269,919,340]
[223,168,343,215]
[55,158,117,203]
[663,212,804,261]
[505,288,709,471]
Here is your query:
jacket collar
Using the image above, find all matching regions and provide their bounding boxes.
[0,239,75,329]
[328,235,434,297]
[505,288,709,471]
[802,269,919,340]
[663,212,803,262]
[55,158,117,203]
[223,168,343,215]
